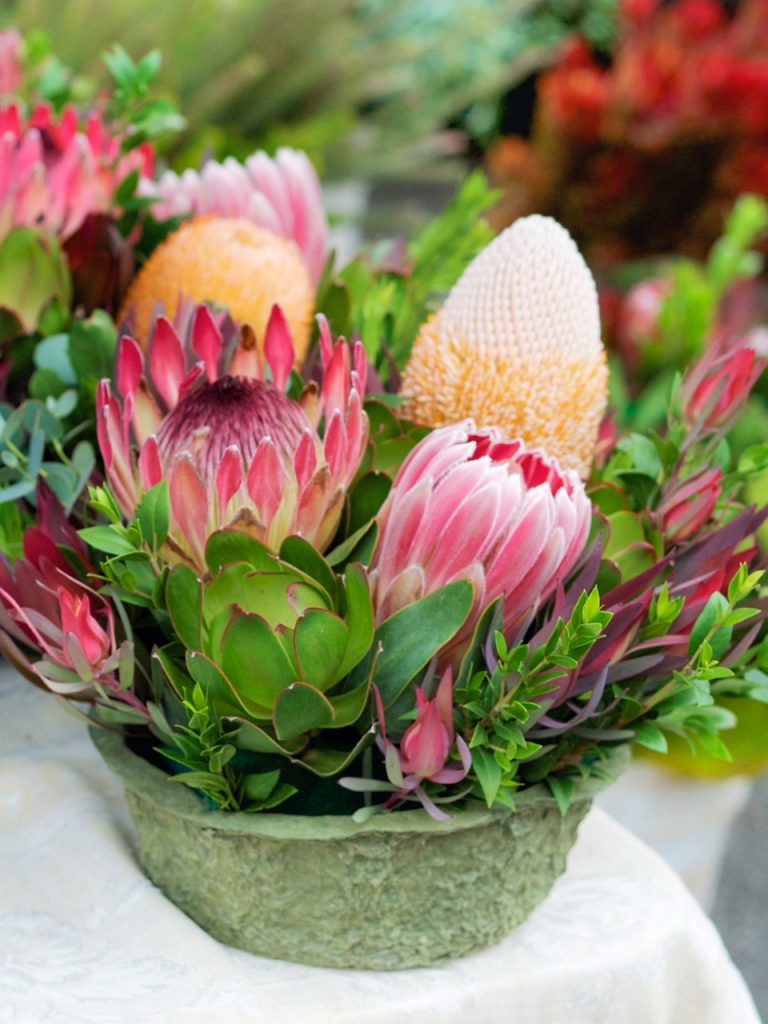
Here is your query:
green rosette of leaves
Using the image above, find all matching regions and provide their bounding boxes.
[151,528,472,811]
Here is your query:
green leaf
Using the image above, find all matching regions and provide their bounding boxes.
[350,580,474,709]
[471,747,502,808]
[228,716,305,756]
[546,775,575,816]
[326,678,372,728]
[219,612,296,708]
[293,610,349,690]
[273,682,335,740]
[34,332,76,384]
[165,565,203,650]
[242,770,281,803]
[299,731,373,777]
[78,525,137,556]
[205,529,276,573]
[689,592,730,657]
[335,563,374,678]
[186,650,259,718]
[279,535,337,603]
[137,481,169,550]
[633,722,668,753]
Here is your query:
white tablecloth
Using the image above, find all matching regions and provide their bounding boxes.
[0,667,762,1024]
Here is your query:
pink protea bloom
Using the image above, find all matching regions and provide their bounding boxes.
[0,101,152,243]
[368,422,591,658]
[97,304,368,570]
[140,147,328,282]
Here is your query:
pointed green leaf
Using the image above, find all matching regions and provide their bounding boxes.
[78,525,137,556]
[166,565,203,650]
[273,682,335,740]
[299,731,374,777]
[152,645,193,701]
[242,770,281,803]
[327,677,372,728]
[471,747,502,807]
[228,716,305,756]
[547,775,575,816]
[350,580,473,708]
[137,481,169,550]
[335,563,374,678]
[279,535,338,603]
[186,649,271,720]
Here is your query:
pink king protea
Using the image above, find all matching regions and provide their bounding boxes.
[140,147,328,283]
[0,102,152,243]
[97,304,368,570]
[368,422,591,659]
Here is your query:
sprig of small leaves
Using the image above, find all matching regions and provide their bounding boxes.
[150,683,297,812]
[103,45,186,153]
[457,589,612,809]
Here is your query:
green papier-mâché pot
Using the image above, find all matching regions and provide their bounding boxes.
[92,728,629,970]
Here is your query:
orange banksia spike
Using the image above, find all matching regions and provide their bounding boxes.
[119,216,314,358]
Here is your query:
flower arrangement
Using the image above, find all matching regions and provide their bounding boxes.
[485,0,768,267]
[2,28,768,966]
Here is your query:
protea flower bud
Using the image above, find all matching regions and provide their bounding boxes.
[97,305,369,571]
[0,102,151,243]
[118,216,315,355]
[368,422,591,661]
[400,215,607,478]
[683,345,764,429]
[658,466,722,542]
[140,147,328,283]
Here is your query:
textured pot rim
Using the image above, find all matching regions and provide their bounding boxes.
[90,726,630,841]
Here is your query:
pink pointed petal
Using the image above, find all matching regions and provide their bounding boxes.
[215,446,243,522]
[317,315,334,369]
[148,317,187,408]
[323,410,346,485]
[177,362,205,403]
[294,430,318,492]
[138,437,162,491]
[169,458,208,565]
[263,305,295,391]
[246,438,284,528]
[191,304,223,383]
[116,335,144,398]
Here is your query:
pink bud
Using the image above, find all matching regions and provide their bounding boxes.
[58,588,110,668]
[658,467,722,542]
[400,689,452,781]
[685,348,763,429]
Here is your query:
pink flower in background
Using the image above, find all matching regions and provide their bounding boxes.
[97,305,368,569]
[141,147,328,282]
[368,422,591,662]
[0,102,152,243]
[0,30,22,97]
[616,278,670,362]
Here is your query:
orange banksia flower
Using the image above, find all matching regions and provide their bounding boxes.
[119,216,314,356]
[400,215,607,477]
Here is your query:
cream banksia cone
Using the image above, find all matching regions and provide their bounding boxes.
[400,215,607,477]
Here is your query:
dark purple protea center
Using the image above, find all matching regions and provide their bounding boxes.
[155,376,311,484]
